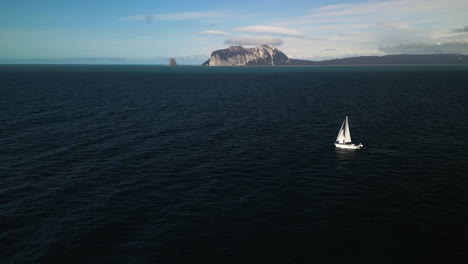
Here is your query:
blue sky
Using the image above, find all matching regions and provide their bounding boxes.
[1,0,467,63]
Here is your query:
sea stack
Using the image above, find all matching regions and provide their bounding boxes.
[168,58,178,66]
[202,45,290,66]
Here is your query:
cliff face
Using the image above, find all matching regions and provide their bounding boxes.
[202,45,290,66]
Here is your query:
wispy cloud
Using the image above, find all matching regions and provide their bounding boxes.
[224,36,283,46]
[281,0,468,25]
[197,30,229,36]
[233,25,302,36]
[374,21,427,45]
[313,4,352,12]
[376,22,412,30]
[121,12,224,22]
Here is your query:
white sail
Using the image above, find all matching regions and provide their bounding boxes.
[336,120,345,143]
[344,116,352,143]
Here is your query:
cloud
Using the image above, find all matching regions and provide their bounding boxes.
[233,25,302,36]
[314,4,352,12]
[271,0,468,59]
[451,26,468,33]
[197,30,229,36]
[376,22,411,30]
[224,36,283,46]
[379,41,468,54]
[281,0,468,26]
[374,21,428,45]
[122,12,223,22]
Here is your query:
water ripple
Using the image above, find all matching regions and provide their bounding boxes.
[1,67,468,263]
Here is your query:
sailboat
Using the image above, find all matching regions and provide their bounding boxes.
[335,116,363,149]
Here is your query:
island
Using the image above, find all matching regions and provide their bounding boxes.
[168,58,178,66]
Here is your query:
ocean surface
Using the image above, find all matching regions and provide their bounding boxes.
[1,65,468,263]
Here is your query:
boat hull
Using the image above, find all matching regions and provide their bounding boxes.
[335,143,363,149]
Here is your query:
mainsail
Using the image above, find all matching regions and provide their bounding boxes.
[344,116,352,143]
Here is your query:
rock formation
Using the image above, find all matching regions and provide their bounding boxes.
[202,45,290,66]
[168,58,178,66]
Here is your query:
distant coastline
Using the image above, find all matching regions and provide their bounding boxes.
[286,54,468,66]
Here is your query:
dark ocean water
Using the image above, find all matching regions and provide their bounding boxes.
[1,65,468,263]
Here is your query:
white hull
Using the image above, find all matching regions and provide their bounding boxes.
[335,143,363,149]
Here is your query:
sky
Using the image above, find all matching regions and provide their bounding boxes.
[1,0,468,64]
